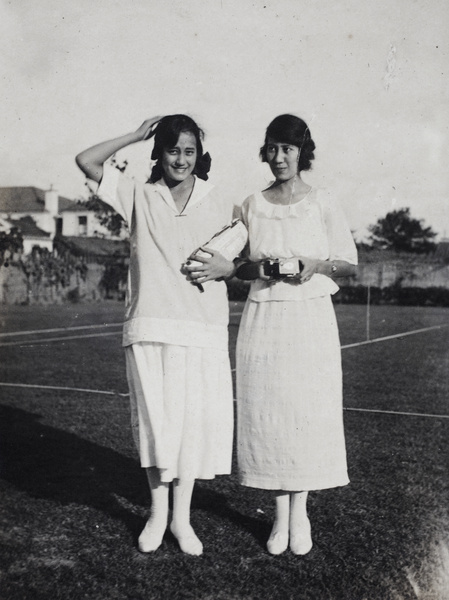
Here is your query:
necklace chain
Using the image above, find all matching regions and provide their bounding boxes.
[287,176,312,212]
[288,175,297,206]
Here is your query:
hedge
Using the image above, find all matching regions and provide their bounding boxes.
[226,279,449,307]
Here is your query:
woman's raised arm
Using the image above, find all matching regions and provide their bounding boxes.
[75,117,162,183]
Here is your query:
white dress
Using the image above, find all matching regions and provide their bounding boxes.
[97,165,234,482]
[236,189,358,491]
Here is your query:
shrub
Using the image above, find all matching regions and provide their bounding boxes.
[335,285,449,307]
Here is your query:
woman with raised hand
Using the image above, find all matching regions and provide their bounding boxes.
[76,115,236,556]
[235,114,357,556]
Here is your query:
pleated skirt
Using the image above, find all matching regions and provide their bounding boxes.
[236,296,349,491]
[125,342,234,482]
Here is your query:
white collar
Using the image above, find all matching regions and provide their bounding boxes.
[153,176,214,213]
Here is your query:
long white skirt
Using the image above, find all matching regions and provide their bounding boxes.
[236,296,349,491]
[125,342,234,482]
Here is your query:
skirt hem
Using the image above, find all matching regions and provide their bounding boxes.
[238,474,350,492]
[140,464,232,483]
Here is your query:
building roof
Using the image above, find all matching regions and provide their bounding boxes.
[0,186,85,214]
[9,216,51,238]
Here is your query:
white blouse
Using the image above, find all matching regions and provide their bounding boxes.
[97,164,234,349]
[239,188,358,302]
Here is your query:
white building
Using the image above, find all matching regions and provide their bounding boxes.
[0,185,105,251]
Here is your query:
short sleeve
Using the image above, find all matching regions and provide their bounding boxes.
[96,163,136,224]
[235,196,251,228]
[232,203,242,220]
[321,193,358,265]
[233,197,252,259]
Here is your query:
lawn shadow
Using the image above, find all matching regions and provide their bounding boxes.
[192,483,271,549]
[0,404,262,548]
[0,404,147,539]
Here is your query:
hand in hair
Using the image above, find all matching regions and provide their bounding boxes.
[135,117,164,142]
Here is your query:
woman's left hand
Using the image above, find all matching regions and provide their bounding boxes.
[184,248,235,284]
[287,256,319,285]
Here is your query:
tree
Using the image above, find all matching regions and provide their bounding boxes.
[368,208,437,253]
[20,245,88,303]
[0,226,23,266]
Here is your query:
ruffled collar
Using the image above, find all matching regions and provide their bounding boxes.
[251,188,316,220]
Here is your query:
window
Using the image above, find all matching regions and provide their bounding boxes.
[56,218,63,235]
[78,215,88,236]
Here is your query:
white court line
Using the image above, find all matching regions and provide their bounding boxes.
[0,331,122,347]
[0,310,240,340]
[0,381,448,420]
[0,322,123,339]
[0,315,243,347]
[0,316,240,346]
[4,321,446,349]
[344,406,449,419]
[341,323,449,349]
[0,381,129,397]
[1,318,448,418]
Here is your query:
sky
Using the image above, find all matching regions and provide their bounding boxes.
[0,0,448,241]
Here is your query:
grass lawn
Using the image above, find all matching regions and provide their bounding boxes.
[0,301,448,599]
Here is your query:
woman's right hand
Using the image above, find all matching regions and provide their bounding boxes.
[135,117,163,141]
[257,261,273,281]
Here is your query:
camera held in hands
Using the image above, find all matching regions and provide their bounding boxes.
[263,258,304,279]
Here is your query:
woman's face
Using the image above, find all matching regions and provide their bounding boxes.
[161,131,198,184]
[266,138,300,181]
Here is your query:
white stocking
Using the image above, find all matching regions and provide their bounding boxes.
[138,467,169,553]
[267,491,290,555]
[170,479,203,556]
[289,491,312,555]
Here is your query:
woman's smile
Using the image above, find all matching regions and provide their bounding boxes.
[162,131,197,184]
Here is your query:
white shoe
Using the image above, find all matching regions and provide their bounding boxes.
[267,531,289,555]
[290,517,313,555]
[170,523,203,556]
[138,519,166,553]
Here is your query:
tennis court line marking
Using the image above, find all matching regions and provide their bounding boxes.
[0,382,129,397]
[0,317,245,347]
[341,323,449,349]
[0,316,240,346]
[0,322,123,339]
[0,331,122,347]
[0,311,241,339]
[0,316,242,340]
[1,381,448,420]
[343,407,449,419]
[1,321,447,348]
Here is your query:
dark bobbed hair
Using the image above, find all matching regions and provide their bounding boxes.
[149,114,211,183]
[260,114,316,172]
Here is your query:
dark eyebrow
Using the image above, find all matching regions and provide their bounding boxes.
[267,143,293,149]
[168,145,196,151]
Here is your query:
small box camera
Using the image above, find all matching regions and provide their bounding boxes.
[263,258,304,279]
